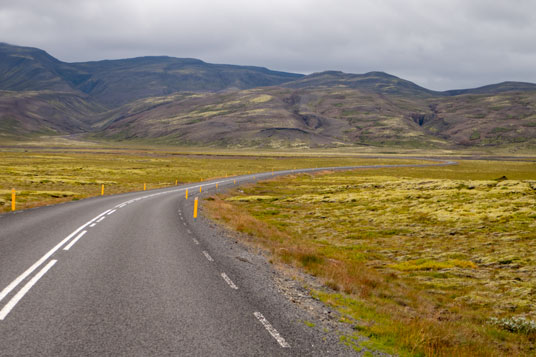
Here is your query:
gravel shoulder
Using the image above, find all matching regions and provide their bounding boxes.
[184,189,389,356]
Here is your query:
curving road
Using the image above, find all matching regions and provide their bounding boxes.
[0,160,455,356]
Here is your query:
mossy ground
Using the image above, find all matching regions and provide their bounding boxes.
[0,149,423,212]
[206,159,536,356]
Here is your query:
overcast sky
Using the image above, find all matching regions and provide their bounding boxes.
[1,0,535,90]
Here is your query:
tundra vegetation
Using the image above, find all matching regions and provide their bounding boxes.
[206,160,536,356]
[0,149,422,212]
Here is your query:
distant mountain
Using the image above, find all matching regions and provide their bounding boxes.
[91,87,430,147]
[91,85,536,149]
[0,43,303,107]
[1,42,536,149]
[284,70,439,97]
[0,43,77,93]
[443,81,536,96]
[0,90,105,139]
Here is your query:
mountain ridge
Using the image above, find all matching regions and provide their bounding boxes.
[0,43,304,107]
[1,43,536,149]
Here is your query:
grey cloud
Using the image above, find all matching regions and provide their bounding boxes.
[1,0,535,90]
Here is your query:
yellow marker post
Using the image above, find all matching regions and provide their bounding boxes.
[199,185,202,193]
[11,188,16,211]
[193,197,198,220]
[216,183,218,190]
[175,179,178,185]
[185,188,188,200]
[234,179,236,185]
[101,184,104,196]
[144,183,146,191]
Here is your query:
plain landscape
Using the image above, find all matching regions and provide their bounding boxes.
[1,41,536,356]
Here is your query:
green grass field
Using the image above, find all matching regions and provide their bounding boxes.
[206,160,536,356]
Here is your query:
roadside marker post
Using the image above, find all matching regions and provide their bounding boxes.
[200,185,202,193]
[234,179,236,185]
[175,179,178,185]
[185,189,188,200]
[101,184,104,196]
[193,197,198,220]
[144,183,146,191]
[216,183,218,190]
[11,188,15,211]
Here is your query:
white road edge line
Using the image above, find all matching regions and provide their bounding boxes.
[221,273,238,289]
[253,312,290,348]
[63,230,87,251]
[0,260,58,321]
[0,209,111,304]
[202,251,214,262]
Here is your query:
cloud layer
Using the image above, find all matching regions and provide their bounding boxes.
[1,0,535,90]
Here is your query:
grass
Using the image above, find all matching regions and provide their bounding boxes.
[0,148,425,212]
[205,159,536,356]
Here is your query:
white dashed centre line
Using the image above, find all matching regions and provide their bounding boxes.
[221,273,238,289]
[107,209,116,215]
[0,260,58,321]
[187,229,192,234]
[253,312,290,348]
[192,238,199,245]
[63,230,87,251]
[96,216,105,223]
[89,223,96,228]
[202,251,214,262]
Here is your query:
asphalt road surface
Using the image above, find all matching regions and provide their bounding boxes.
[0,161,455,356]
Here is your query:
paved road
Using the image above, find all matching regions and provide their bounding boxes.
[0,160,455,356]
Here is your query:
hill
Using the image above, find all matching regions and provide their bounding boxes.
[0,43,77,93]
[0,90,105,140]
[1,43,536,149]
[92,85,536,149]
[0,43,303,107]
[444,81,536,96]
[284,70,439,97]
